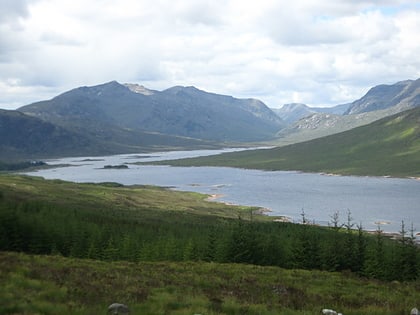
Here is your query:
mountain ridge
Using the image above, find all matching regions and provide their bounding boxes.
[271,78,420,144]
[345,78,420,114]
[20,81,285,142]
[3,78,420,162]
[272,103,350,124]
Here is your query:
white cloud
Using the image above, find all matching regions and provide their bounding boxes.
[0,0,419,110]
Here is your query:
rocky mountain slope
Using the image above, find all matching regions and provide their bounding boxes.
[275,105,406,145]
[273,103,349,124]
[272,78,420,144]
[20,81,285,142]
[345,78,420,115]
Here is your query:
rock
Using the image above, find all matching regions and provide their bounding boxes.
[108,303,129,314]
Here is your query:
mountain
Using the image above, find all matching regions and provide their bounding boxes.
[314,103,350,115]
[0,109,93,160]
[272,103,350,124]
[0,108,218,161]
[345,78,420,115]
[20,81,285,142]
[275,105,405,145]
[272,103,315,124]
[157,106,420,177]
[271,78,420,145]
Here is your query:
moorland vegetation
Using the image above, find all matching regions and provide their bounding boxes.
[1,175,419,314]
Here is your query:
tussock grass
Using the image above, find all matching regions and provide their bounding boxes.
[1,252,419,315]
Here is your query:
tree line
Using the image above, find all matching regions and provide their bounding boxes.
[0,198,418,282]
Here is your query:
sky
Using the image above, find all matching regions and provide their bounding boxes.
[0,0,419,110]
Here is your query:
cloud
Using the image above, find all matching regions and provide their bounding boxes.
[0,0,419,110]
[0,0,38,24]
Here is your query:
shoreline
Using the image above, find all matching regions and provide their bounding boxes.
[205,193,419,241]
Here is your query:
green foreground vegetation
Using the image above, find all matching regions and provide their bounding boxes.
[1,175,419,314]
[150,107,420,177]
[1,251,420,315]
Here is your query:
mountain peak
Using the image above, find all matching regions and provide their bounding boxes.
[124,83,155,95]
[67,80,125,92]
[345,78,419,115]
[19,81,284,143]
[163,85,201,95]
[97,80,124,88]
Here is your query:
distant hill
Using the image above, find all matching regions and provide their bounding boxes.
[271,78,420,145]
[345,78,420,115]
[272,103,315,124]
[20,81,285,142]
[157,106,420,177]
[8,78,420,160]
[274,105,405,145]
[0,109,218,161]
[273,103,349,124]
[0,109,94,160]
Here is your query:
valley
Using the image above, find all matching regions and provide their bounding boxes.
[1,78,420,315]
[155,106,420,178]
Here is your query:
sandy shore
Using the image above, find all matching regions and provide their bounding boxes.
[206,194,225,201]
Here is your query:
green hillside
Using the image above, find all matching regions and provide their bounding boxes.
[156,107,420,177]
[2,251,419,315]
[1,175,419,314]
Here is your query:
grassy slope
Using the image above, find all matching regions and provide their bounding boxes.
[2,251,420,315]
[0,175,256,221]
[155,107,420,177]
[1,175,420,314]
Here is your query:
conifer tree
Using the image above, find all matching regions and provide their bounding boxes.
[395,221,418,281]
[343,210,356,270]
[204,226,217,262]
[324,211,343,271]
[354,222,366,273]
[227,219,257,264]
[102,237,119,261]
[363,224,386,279]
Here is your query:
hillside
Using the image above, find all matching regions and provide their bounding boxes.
[0,109,94,160]
[273,103,349,124]
[271,78,419,146]
[274,105,405,146]
[153,106,420,177]
[345,78,420,114]
[1,174,419,314]
[0,109,217,161]
[19,81,285,142]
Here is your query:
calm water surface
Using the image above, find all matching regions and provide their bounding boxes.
[25,148,420,233]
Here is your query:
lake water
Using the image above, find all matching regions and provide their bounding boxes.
[24,148,420,234]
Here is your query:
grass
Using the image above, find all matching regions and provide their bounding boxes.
[0,174,419,314]
[0,174,258,221]
[147,107,420,178]
[1,251,419,315]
